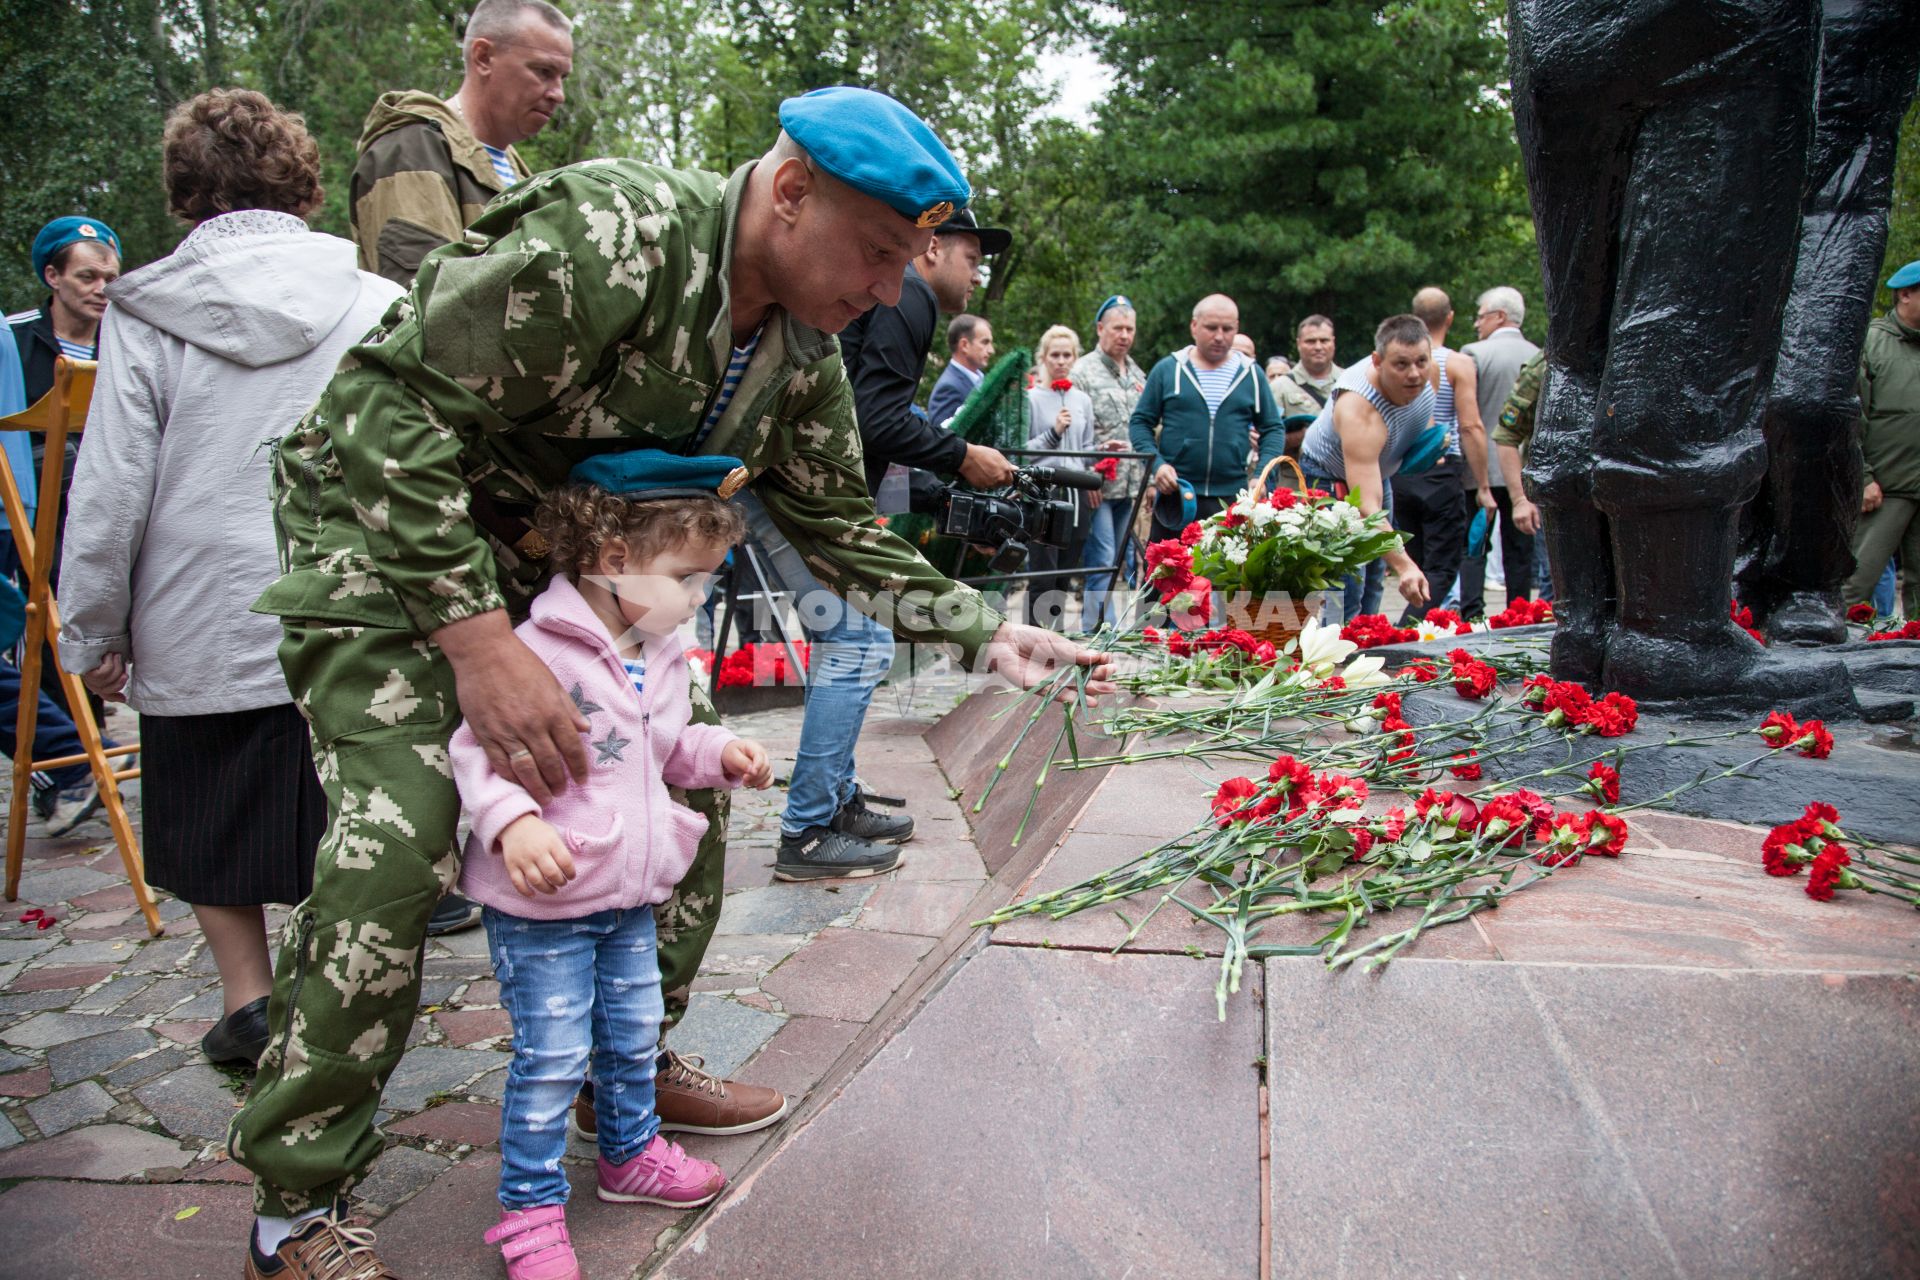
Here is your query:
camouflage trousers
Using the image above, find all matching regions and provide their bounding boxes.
[228,620,728,1216]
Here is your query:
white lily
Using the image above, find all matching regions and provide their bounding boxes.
[1292,617,1357,680]
[1338,652,1391,688]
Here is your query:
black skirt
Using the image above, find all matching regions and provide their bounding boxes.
[138,703,323,907]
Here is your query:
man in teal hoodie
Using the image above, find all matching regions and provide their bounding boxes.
[1128,293,1286,543]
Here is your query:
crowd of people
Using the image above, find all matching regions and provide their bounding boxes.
[0,0,1912,1276]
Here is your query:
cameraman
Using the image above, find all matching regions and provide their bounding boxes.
[743,207,1015,880]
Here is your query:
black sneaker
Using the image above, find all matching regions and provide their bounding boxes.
[426,890,483,935]
[831,785,915,844]
[774,827,901,881]
[201,995,272,1065]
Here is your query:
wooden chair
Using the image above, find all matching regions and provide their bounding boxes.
[1,356,159,935]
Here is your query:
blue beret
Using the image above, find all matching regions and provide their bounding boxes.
[1095,294,1135,326]
[32,217,120,281]
[1888,260,1920,290]
[569,449,750,501]
[778,87,970,228]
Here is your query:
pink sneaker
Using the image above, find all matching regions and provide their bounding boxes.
[596,1135,727,1207]
[484,1205,581,1280]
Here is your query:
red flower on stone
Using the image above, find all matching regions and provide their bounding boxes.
[1520,673,1556,709]
[1415,787,1478,830]
[1867,619,1920,641]
[1267,754,1315,801]
[1142,626,1164,645]
[1756,710,1799,747]
[1536,813,1588,867]
[1846,602,1875,623]
[1584,761,1621,805]
[1313,772,1368,811]
[1448,753,1482,780]
[1800,801,1841,837]
[1476,796,1533,849]
[1582,692,1639,738]
[1424,608,1472,635]
[1760,818,1820,876]
[1793,719,1835,759]
[1583,811,1629,856]
[1210,777,1261,826]
[1350,829,1376,860]
[1805,845,1853,901]
[1504,789,1557,839]
[1447,648,1497,699]
[1407,659,1441,683]
[1371,690,1403,717]
[1380,807,1408,842]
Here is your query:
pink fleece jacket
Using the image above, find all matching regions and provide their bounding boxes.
[451,575,739,920]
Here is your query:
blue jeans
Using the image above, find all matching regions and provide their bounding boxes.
[1873,558,1897,618]
[1080,498,1134,632]
[1306,473,1389,623]
[736,494,893,835]
[0,657,91,794]
[485,906,665,1209]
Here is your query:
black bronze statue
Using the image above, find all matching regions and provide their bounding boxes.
[1510,0,1920,709]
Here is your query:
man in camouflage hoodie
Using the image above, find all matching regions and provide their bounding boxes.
[349,0,573,287]
[230,86,1111,1278]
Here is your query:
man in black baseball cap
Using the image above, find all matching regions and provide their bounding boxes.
[746,203,1018,879]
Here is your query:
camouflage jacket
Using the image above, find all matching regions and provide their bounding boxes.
[350,92,531,287]
[258,158,1003,661]
[1069,348,1146,500]
[1492,350,1547,458]
[1271,375,1323,434]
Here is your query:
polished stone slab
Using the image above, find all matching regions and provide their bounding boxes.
[1265,959,1920,1278]
[661,946,1262,1279]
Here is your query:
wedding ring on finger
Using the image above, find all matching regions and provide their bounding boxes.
[509,749,535,762]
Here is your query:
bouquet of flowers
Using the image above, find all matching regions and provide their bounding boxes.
[1144,485,1404,630]
[715,641,809,688]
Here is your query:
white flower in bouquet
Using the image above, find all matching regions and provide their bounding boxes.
[1249,502,1279,529]
[1223,540,1249,565]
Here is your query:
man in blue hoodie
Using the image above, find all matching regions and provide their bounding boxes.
[1128,293,1286,543]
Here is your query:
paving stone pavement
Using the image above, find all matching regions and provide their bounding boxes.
[0,669,989,1278]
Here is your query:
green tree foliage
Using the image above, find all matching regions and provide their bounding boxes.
[1878,97,1920,313]
[1090,0,1538,365]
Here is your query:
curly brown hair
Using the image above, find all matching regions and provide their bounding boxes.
[163,88,324,223]
[534,485,746,580]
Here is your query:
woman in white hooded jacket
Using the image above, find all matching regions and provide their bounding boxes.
[58,90,403,1067]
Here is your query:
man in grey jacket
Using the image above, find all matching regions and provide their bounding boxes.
[1458,285,1543,615]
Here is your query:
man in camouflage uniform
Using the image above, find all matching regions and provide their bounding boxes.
[229,87,1109,1278]
[1493,350,1547,542]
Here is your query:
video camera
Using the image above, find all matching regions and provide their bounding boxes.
[917,463,1105,573]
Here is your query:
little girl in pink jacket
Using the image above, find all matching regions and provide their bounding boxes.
[449,452,772,1280]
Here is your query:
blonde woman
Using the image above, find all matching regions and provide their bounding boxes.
[1022,325,1097,628]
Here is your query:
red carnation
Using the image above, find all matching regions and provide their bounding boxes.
[1520,673,1557,709]
[1371,690,1403,717]
[1448,649,1498,700]
[1167,632,1193,656]
[1252,641,1278,665]
[1406,659,1440,683]
[1179,521,1204,546]
[1800,801,1841,837]
[1093,456,1119,482]
[1756,710,1799,747]
[1793,719,1835,759]
[1049,377,1073,393]
[1313,772,1368,811]
[1415,787,1478,830]
[1350,829,1375,860]
[1584,761,1621,805]
[1867,620,1920,641]
[1761,818,1819,876]
[1536,813,1588,867]
[1269,486,1297,509]
[1582,692,1639,738]
[1380,807,1408,842]
[1805,845,1854,901]
[1846,602,1875,623]
[1476,796,1533,849]
[1448,753,1482,780]
[1424,608,1472,635]
[1267,754,1315,800]
[1210,777,1261,826]
[1584,811,1629,856]
[1142,626,1164,645]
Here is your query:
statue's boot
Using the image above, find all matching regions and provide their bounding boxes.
[1539,500,1609,686]
[1764,590,1847,647]
[1600,506,1855,716]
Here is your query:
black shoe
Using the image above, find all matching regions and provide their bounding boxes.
[774,827,901,881]
[426,891,483,935]
[831,785,915,844]
[201,995,272,1065]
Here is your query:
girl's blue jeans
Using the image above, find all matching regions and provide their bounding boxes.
[484,906,664,1209]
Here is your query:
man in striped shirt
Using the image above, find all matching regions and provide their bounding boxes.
[348,0,573,286]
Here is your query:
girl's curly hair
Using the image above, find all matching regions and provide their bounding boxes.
[534,485,745,580]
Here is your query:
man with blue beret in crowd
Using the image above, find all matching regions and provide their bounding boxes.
[228,85,1113,1278]
[1844,258,1920,619]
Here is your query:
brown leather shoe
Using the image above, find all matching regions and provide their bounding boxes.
[244,1213,397,1279]
[656,1051,789,1136]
